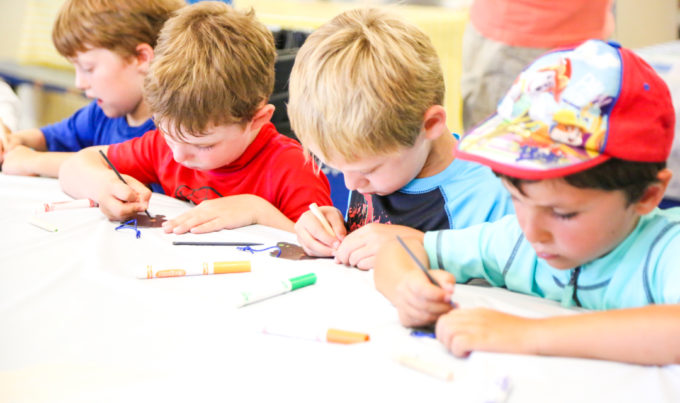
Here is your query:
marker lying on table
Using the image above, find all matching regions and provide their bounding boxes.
[396,354,454,381]
[28,215,58,232]
[42,198,98,212]
[139,261,251,279]
[236,273,316,307]
[263,323,370,344]
[98,149,152,219]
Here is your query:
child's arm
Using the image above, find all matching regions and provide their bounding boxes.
[162,195,296,234]
[435,305,680,365]
[294,205,347,257]
[59,145,151,220]
[334,223,428,271]
[2,146,73,177]
[374,236,456,327]
[0,129,47,162]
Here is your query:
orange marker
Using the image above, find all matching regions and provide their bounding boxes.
[139,261,251,279]
[42,198,98,212]
[262,324,369,344]
[396,355,455,381]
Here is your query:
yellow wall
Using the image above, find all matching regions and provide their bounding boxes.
[612,0,677,48]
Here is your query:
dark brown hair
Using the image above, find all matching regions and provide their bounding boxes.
[497,158,667,205]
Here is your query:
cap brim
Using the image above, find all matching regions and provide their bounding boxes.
[456,113,610,180]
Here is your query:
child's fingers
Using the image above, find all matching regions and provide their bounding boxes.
[189,217,224,234]
[407,276,450,304]
[323,209,347,239]
[397,304,441,328]
[404,279,454,318]
[298,231,336,257]
[436,311,475,357]
[294,214,336,257]
[333,231,370,265]
[304,209,341,246]
[162,211,196,234]
[407,290,454,317]
[124,177,152,202]
[430,270,456,287]
[342,242,375,270]
[110,182,143,203]
[353,255,375,271]
[99,198,142,221]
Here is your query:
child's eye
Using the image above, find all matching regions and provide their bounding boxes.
[553,211,577,220]
[359,166,378,175]
[197,145,214,151]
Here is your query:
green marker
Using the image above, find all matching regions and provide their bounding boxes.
[236,273,317,307]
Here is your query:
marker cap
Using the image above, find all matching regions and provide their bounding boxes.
[289,273,317,290]
[214,261,251,274]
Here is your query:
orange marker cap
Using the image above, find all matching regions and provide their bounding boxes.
[214,261,251,274]
[326,328,370,344]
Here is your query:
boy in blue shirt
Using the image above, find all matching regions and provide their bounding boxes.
[375,40,680,365]
[288,8,513,270]
[0,0,183,177]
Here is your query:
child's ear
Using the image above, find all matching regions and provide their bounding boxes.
[422,105,447,140]
[134,43,154,73]
[634,168,673,215]
[247,103,275,133]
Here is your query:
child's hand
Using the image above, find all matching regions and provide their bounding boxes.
[162,195,257,234]
[294,206,346,257]
[393,269,456,327]
[435,308,536,358]
[97,174,151,220]
[1,146,39,176]
[334,223,423,270]
[0,132,21,164]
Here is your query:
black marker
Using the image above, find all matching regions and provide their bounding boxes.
[172,241,264,246]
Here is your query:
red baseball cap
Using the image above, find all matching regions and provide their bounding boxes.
[456,40,675,180]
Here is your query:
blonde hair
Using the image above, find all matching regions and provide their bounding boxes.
[288,7,444,162]
[52,0,184,59]
[145,1,276,139]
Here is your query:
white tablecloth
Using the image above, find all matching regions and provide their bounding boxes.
[1,174,678,402]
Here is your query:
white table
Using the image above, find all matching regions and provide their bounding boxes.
[1,174,678,402]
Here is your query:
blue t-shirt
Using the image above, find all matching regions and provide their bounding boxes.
[41,100,155,152]
[424,208,680,309]
[345,150,514,232]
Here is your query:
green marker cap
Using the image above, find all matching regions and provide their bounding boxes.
[289,273,317,290]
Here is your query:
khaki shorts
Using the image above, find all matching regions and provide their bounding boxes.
[461,24,547,132]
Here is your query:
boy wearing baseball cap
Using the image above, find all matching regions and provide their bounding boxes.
[374,40,680,365]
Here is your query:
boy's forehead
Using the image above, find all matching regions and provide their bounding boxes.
[158,120,244,142]
[71,46,121,62]
[502,176,625,207]
[316,150,387,172]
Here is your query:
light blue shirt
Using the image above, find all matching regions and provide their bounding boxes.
[345,133,514,232]
[424,208,680,309]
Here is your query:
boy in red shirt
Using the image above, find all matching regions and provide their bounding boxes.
[59,2,331,233]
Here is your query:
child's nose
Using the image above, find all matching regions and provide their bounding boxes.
[172,145,191,164]
[343,172,366,191]
[521,211,551,244]
[74,74,87,91]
